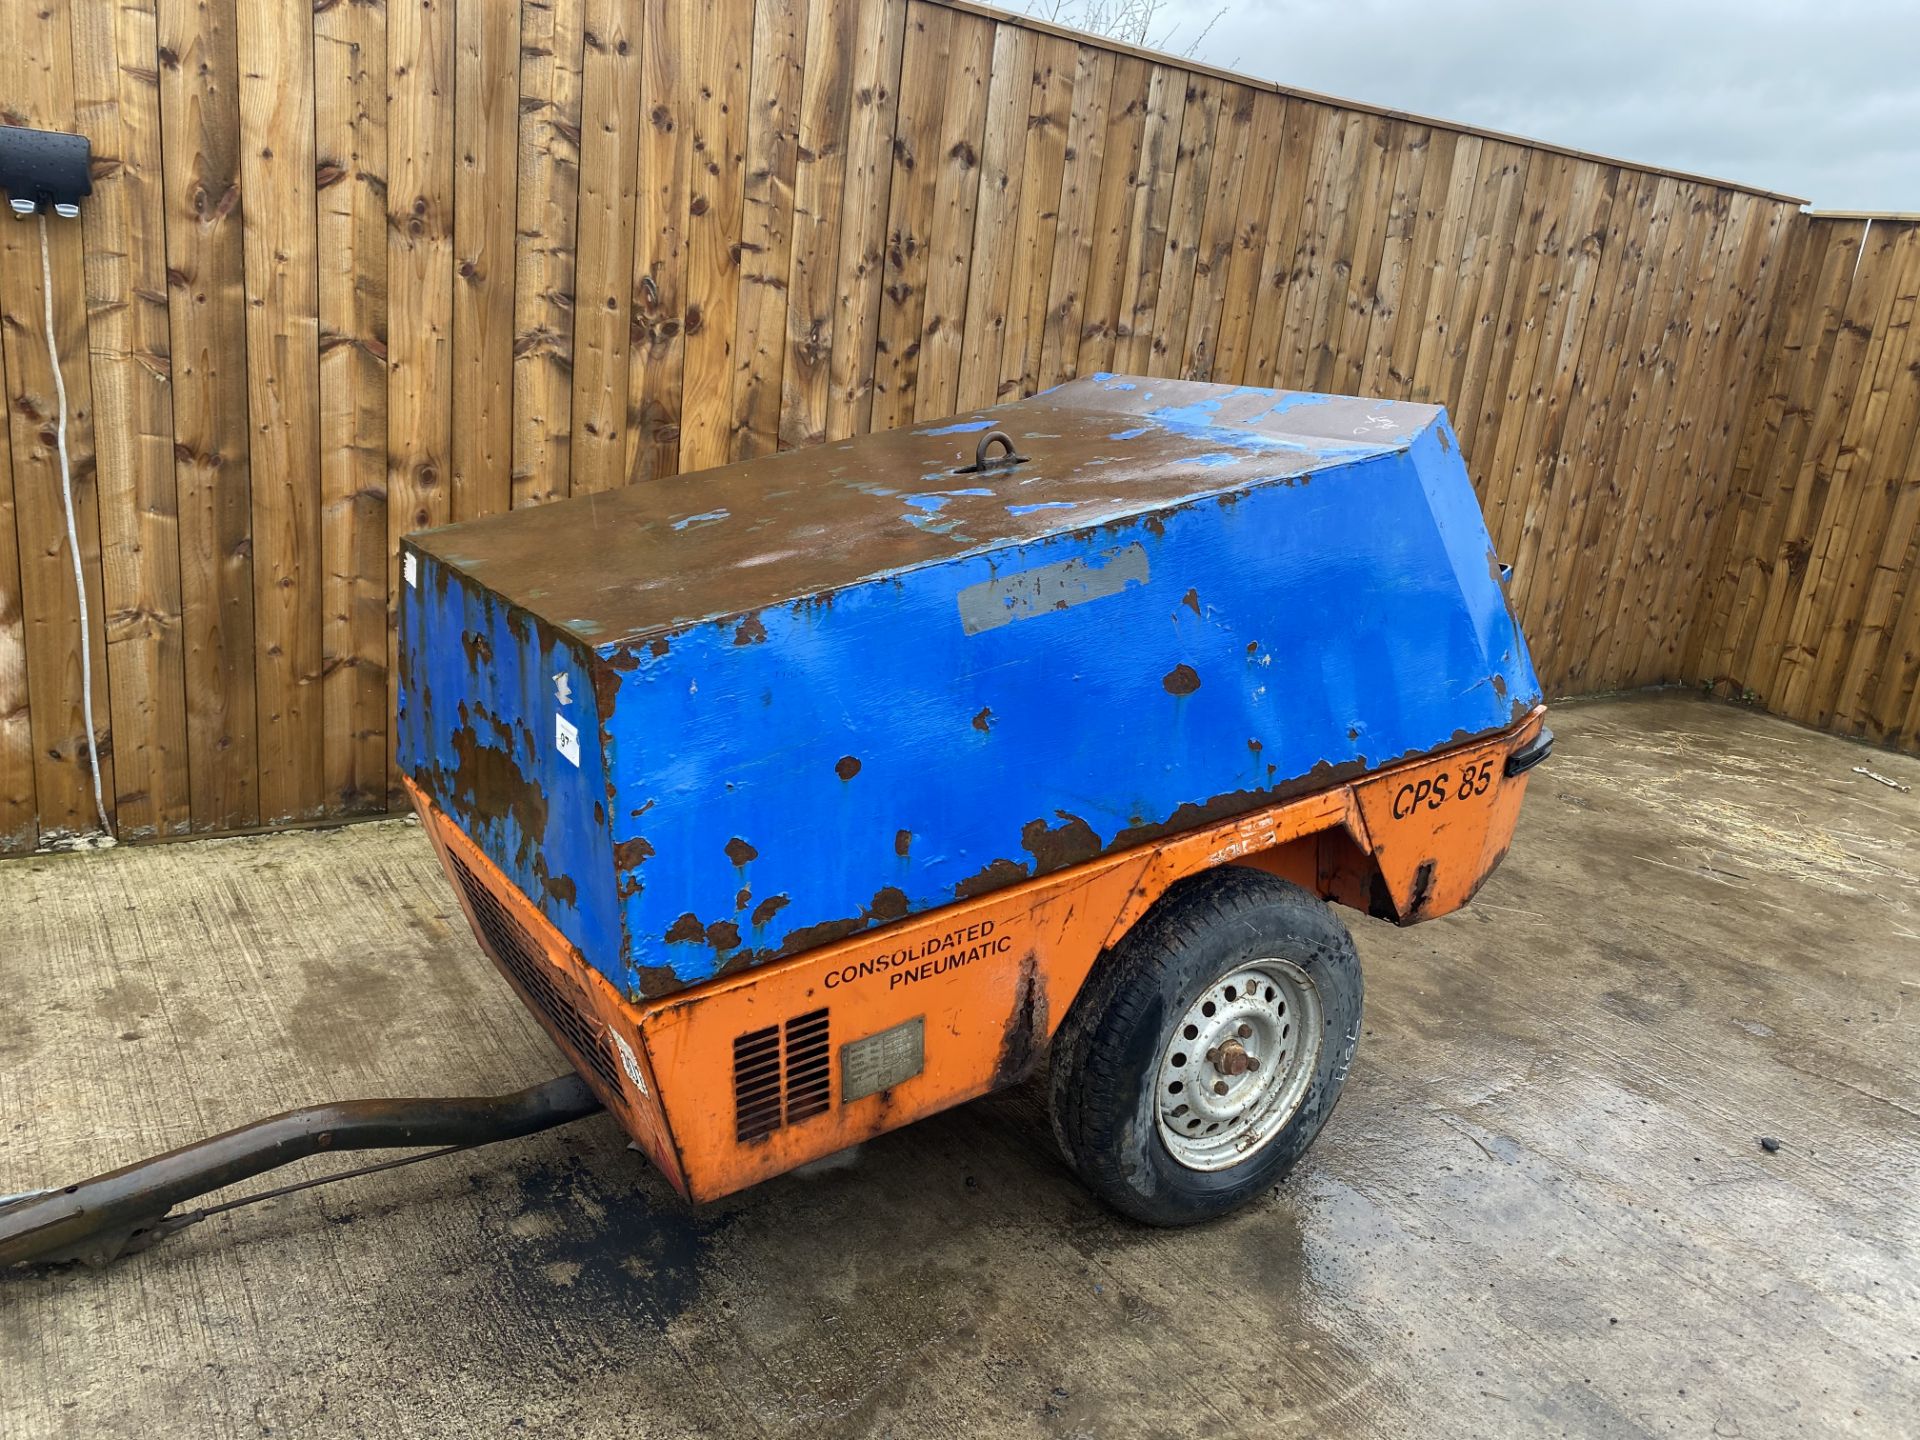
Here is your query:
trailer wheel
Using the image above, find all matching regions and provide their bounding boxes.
[1048,868,1362,1226]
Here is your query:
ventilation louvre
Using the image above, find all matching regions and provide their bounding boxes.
[784,1008,832,1123]
[732,1007,832,1142]
[449,853,624,1100]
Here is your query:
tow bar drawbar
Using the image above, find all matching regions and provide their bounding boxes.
[0,1074,603,1269]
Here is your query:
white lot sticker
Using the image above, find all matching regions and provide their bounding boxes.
[555,712,580,767]
[403,551,418,588]
[609,1029,649,1096]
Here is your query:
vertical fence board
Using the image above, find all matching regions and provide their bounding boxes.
[1179,82,1259,381]
[1404,131,1484,403]
[451,0,519,515]
[1142,74,1218,378]
[676,0,750,470]
[509,0,585,507]
[237,0,322,821]
[1776,222,1918,720]
[155,0,258,831]
[907,9,991,420]
[1111,64,1186,377]
[70,0,190,838]
[1330,117,1411,400]
[1529,170,1651,677]
[1499,162,1619,643]
[1829,233,1920,731]
[825,0,909,437]
[1445,142,1532,470]
[779,0,860,443]
[952,24,1032,410]
[869,2,950,431]
[1723,222,1854,684]
[1363,127,1453,400]
[1562,177,1686,689]
[1737,218,1893,703]
[1035,44,1113,391]
[1658,198,1791,684]
[0,322,33,849]
[1072,54,1149,381]
[313,0,389,814]
[1207,91,1286,386]
[627,0,689,483]
[386,0,455,803]
[1243,99,1328,388]
[566,0,644,495]
[994,32,1076,404]
[730,0,809,455]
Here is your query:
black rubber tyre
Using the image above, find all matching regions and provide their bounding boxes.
[1048,867,1363,1226]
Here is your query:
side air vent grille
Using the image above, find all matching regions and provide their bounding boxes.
[784,1009,832,1124]
[733,1024,783,1142]
[449,853,624,1100]
[732,1008,832,1143]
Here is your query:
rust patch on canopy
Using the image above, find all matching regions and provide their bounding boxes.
[867,886,910,922]
[1021,812,1102,874]
[954,856,1030,900]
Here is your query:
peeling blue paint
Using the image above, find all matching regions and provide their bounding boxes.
[904,487,994,514]
[1007,501,1078,516]
[1109,427,1150,440]
[920,419,994,435]
[671,509,730,530]
[395,559,618,968]
[1260,392,1336,418]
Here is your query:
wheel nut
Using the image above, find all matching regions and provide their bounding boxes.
[1210,1038,1257,1076]
[1213,1080,1229,1096]
[1237,1023,1252,1038]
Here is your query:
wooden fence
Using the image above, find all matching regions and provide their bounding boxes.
[1690,216,1920,749]
[0,0,1900,855]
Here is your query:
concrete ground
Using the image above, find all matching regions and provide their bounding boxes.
[1,691,1916,1438]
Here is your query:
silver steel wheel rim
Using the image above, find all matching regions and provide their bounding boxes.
[1154,958,1323,1172]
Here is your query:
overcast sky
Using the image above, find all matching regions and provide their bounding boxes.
[1130,0,1918,212]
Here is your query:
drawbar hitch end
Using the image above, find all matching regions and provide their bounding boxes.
[0,1074,603,1270]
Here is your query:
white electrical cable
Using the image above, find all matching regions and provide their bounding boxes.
[38,211,111,838]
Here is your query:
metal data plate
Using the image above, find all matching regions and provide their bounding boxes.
[841,1017,925,1103]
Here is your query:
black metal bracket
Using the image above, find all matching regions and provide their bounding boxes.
[0,1073,603,1269]
[1504,726,1554,778]
[0,124,92,218]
